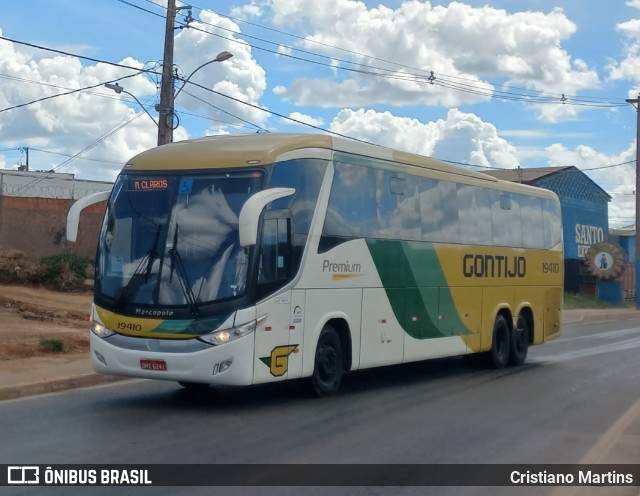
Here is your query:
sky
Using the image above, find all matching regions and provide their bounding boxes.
[0,0,639,228]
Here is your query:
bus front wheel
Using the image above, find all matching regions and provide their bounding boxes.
[310,325,344,397]
[489,315,510,369]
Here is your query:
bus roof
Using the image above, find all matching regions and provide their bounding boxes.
[125,133,334,171]
[123,133,556,199]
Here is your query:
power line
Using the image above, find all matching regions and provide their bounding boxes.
[115,0,622,108]
[0,34,257,134]
[0,71,148,114]
[138,0,629,109]
[179,88,267,132]
[189,2,628,107]
[173,105,258,131]
[28,148,124,165]
[581,159,636,171]
[0,63,161,97]
[185,80,375,146]
[0,35,161,76]
[1,29,636,198]
[12,112,145,195]
[0,146,125,166]
[0,35,164,115]
[117,0,164,18]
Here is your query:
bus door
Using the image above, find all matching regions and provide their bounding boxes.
[253,211,301,383]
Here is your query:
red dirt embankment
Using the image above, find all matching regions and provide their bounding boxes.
[0,285,92,360]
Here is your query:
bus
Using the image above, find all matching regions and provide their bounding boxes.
[67,133,563,396]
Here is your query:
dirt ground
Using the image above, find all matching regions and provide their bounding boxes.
[0,284,92,360]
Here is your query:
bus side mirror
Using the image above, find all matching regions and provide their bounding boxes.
[239,187,295,247]
[66,190,111,242]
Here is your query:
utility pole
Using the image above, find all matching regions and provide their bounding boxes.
[156,0,177,146]
[626,95,640,310]
[18,147,29,171]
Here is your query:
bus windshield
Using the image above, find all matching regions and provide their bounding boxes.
[96,171,263,310]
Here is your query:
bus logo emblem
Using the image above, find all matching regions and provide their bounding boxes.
[260,345,298,377]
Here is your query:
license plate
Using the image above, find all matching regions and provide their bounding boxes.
[140,359,167,371]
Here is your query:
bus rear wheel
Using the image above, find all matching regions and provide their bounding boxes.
[509,315,529,366]
[310,325,344,397]
[489,315,510,369]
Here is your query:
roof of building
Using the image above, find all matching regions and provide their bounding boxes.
[484,165,611,202]
[0,170,113,199]
[483,166,571,183]
[609,229,636,237]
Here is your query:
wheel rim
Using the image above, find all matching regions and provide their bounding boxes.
[494,320,509,365]
[514,327,527,352]
[317,342,339,384]
[513,316,529,357]
[497,328,508,358]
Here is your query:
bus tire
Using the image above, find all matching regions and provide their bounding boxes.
[489,314,510,369]
[509,315,529,366]
[310,325,344,397]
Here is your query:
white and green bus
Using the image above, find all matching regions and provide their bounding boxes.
[67,133,563,396]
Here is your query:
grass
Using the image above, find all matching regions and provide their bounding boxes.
[39,338,65,353]
[564,292,635,310]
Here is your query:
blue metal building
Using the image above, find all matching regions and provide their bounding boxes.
[609,229,636,263]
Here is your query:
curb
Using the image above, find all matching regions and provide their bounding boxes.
[563,311,640,325]
[0,374,127,402]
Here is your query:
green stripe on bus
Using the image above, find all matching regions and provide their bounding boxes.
[366,239,471,339]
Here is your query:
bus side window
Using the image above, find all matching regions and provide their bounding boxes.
[257,214,292,296]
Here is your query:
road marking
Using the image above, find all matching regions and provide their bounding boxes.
[547,326,640,345]
[580,397,640,464]
[548,397,640,496]
[533,336,640,363]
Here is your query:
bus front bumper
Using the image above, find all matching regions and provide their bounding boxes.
[89,331,255,386]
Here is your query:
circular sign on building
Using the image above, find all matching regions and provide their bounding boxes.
[584,242,627,280]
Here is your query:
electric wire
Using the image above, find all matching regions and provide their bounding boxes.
[0,35,161,76]
[12,112,145,195]
[28,148,126,165]
[146,0,630,108]
[178,88,268,132]
[184,1,627,107]
[117,0,627,108]
[2,12,635,229]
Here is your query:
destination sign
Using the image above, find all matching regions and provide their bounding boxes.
[132,179,168,191]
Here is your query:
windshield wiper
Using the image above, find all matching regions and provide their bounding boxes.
[168,224,200,317]
[115,225,161,310]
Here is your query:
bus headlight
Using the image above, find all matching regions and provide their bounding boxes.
[199,315,266,346]
[90,319,116,338]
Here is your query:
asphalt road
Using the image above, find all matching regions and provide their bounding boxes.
[3,318,640,496]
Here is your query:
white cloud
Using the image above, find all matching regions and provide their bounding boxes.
[266,1,599,121]
[543,142,636,229]
[173,10,268,133]
[284,112,325,127]
[501,129,594,140]
[230,3,264,19]
[329,106,635,228]
[0,11,271,180]
[329,107,519,169]
[0,29,158,181]
[609,17,640,97]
